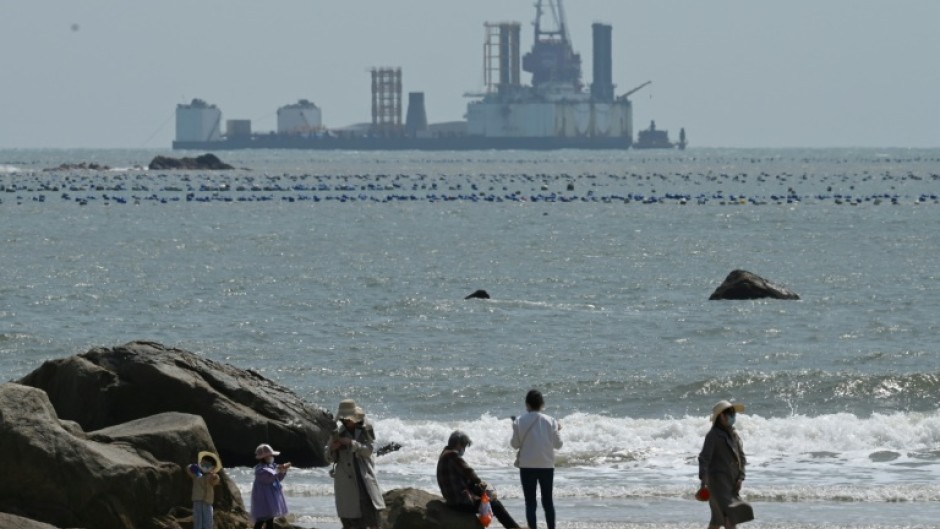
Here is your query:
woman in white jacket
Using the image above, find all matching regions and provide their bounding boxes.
[511,389,563,529]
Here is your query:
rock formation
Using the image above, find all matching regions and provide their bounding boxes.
[18,341,335,467]
[148,153,234,170]
[0,383,248,529]
[381,488,485,529]
[43,162,111,172]
[708,269,800,300]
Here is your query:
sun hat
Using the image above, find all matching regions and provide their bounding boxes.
[336,399,362,421]
[710,400,745,422]
[197,451,223,473]
[255,443,280,460]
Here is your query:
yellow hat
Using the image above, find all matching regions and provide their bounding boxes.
[198,451,222,473]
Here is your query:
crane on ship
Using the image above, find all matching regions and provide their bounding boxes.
[618,80,652,101]
[522,0,582,88]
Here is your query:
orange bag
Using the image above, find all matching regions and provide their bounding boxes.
[478,490,493,527]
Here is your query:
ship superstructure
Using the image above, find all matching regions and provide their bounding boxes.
[172,0,663,151]
[466,0,631,144]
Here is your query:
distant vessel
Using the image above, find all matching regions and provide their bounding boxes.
[633,121,687,150]
[172,1,682,151]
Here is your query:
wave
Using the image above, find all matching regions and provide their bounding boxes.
[370,411,940,465]
[0,165,20,173]
[282,411,940,503]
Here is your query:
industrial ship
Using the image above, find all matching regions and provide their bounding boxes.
[172,1,682,151]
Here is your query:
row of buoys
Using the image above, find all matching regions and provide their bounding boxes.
[2,167,939,207]
[1,191,937,206]
[3,168,940,188]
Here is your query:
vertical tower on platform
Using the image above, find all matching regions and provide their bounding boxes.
[484,22,521,96]
[371,67,402,136]
[591,23,614,102]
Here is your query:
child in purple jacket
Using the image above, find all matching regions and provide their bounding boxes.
[251,443,290,529]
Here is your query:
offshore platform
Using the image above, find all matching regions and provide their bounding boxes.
[173,0,682,151]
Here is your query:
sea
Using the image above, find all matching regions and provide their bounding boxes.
[1,147,939,529]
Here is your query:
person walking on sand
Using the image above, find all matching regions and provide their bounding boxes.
[511,389,563,529]
[437,430,528,529]
[326,399,386,529]
[251,443,290,529]
[698,400,753,529]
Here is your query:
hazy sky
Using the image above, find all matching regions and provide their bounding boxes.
[2,1,939,149]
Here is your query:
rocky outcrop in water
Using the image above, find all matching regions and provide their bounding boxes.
[43,162,112,172]
[148,153,234,170]
[18,340,335,467]
[709,269,800,300]
[464,289,491,300]
[0,383,247,529]
[382,488,485,529]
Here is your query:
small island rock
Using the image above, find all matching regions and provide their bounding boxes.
[148,153,234,170]
[709,269,800,300]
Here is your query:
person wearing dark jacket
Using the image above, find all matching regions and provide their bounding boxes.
[437,430,527,529]
[698,400,752,529]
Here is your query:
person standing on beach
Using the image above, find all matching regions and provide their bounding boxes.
[698,400,752,529]
[186,451,221,529]
[437,430,528,529]
[511,389,563,529]
[326,399,386,529]
[251,443,290,529]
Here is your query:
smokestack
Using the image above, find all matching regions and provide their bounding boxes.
[591,23,614,102]
[405,92,428,137]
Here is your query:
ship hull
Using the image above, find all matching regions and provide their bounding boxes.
[172,135,631,151]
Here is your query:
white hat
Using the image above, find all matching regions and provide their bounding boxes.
[255,443,280,460]
[710,400,745,422]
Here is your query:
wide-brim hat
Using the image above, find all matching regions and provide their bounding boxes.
[710,400,745,422]
[336,399,363,421]
[255,443,280,460]
[198,451,223,473]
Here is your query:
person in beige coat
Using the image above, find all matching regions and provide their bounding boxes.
[698,400,752,529]
[326,399,386,529]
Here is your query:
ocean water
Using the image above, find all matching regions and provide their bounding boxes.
[2,147,940,529]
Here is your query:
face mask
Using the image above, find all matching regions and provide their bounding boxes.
[457,447,466,457]
[264,456,275,464]
[726,414,736,427]
[200,464,213,473]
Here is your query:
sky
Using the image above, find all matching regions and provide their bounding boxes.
[2,0,939,149]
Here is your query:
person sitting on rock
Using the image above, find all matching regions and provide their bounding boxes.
[437,430,527,529]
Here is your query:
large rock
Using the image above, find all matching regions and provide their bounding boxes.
[88,412,244,520]
[148,153,234,170]
[19,341,335,467]
[0,512,65,529]
[708,269,800,300]
[381,488,484,529]
[0,383,247,529]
